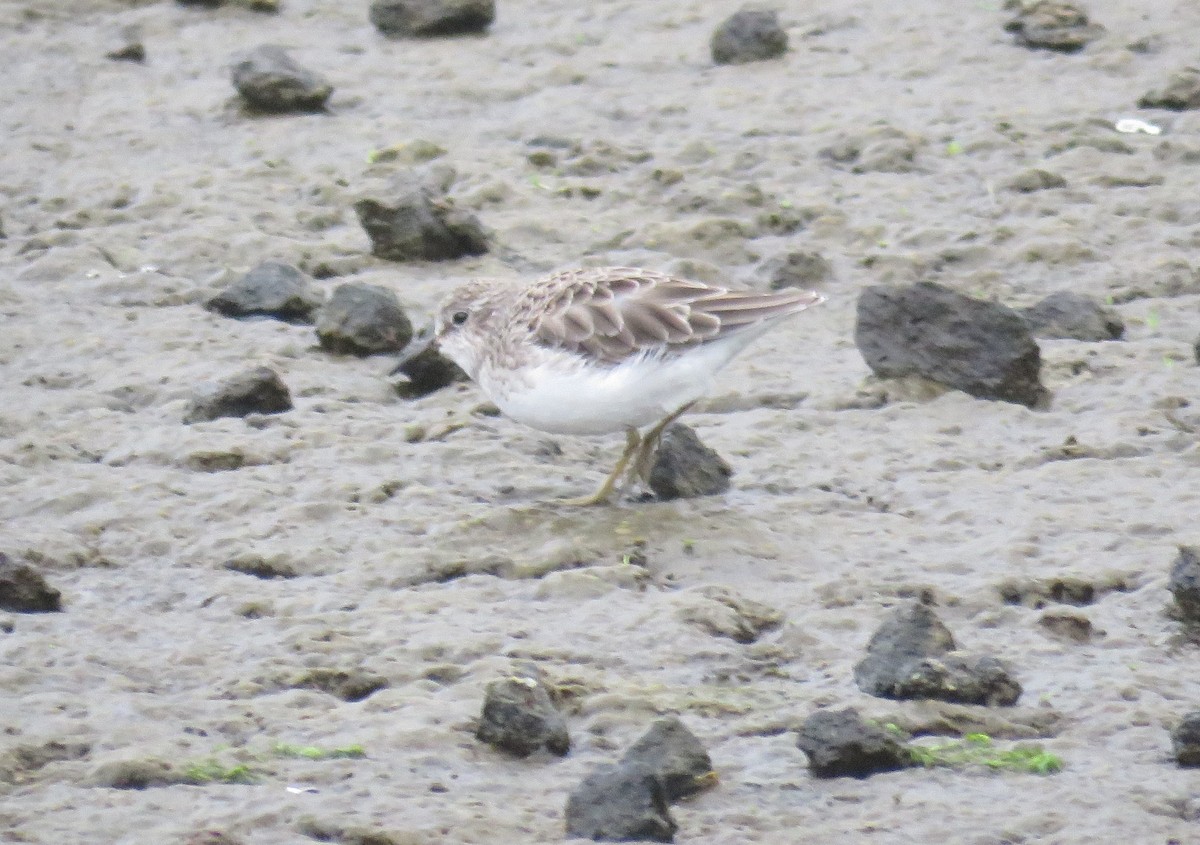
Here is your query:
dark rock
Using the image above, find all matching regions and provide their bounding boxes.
[184,367,293,424]
[1005,168,1067,192]
[1172,711,1200,767]
[231,45,332,113]
[1139,67,1200,111]
[648,423,732,500]
[369,0,495,37]
[205,261,324,324]
[391,344,467,398]
[762,250,832,291]
[854,601,1022,706]
[854,601,956,689]
[316,283,413,356]
[1003,1,1104,53]
[177,0,223,6]
[855,281,1048,407]
[354,190,488,262]
[476,673,570,757]
[796,708,913,778]
[105,27,145,62]
[888,653,1023,706]
[1019,291,1124,341]
[0,554,62,613]
[565,763,677,843]
[620,717,714,802]
[711,7,788,65]
[1194,335,1200,365]
[1169,546,1200,623]
[294,668,389,702]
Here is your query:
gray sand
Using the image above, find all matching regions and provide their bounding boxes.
[2,1,1199,842]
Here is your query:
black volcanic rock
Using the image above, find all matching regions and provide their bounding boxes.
[711,7,788,65]
[854,601,1022,706]
[206,262,324,324]
[316,283,413,356]
[797,708,913,778]
[184,367,293,423]
[648,424,732,500]
[565,763,676,843]
[855,282,1048,407]
[231,45,332,113]
[476,673,570,758]
[369,0,495,37]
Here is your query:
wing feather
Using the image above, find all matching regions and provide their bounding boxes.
[530,268,822,364]
[561,307,594,342]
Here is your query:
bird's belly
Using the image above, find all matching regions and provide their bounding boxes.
[483,352,721,436]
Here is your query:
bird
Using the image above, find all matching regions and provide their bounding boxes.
[405,266,824,505]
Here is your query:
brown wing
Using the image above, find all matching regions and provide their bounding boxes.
[529,267,823,364]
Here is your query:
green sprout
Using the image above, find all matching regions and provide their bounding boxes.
[272,742,366,760]
[907,733,1063,775]
[183,758,259,785]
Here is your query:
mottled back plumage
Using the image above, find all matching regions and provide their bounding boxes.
[436,267,823,374]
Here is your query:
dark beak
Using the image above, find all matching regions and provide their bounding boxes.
[389,323,435,376]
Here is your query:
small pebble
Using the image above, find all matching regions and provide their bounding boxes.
[711,7,788,65]
[231,45,332,113]
[620,717,714,802]
[0,553,63,613]
[1172,711,1200,767]
[316,283,413,356]
[476,671,570,757]
[354,190,488,262]
[1169,546,1200,623]
[648,424,732,500]
[797,708,913,778]
[369,0,495,37]
[184,367,293,424]
[206,261,324,324]
[565,763,676,843]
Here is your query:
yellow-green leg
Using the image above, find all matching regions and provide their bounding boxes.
[631,402,695,484]
[556,428,642,506]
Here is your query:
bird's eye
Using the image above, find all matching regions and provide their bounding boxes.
[451,310,469,326]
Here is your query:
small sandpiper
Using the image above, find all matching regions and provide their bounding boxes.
[405,266,824,505]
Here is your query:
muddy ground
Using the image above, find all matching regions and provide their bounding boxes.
[1,1,1199,843]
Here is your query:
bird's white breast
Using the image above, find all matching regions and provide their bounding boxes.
[479,335,755,436]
